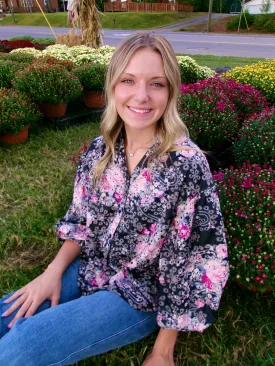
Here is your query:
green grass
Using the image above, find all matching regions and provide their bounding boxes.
[183,54,266,68]
[0,12,206,29]
[1,120,275,365]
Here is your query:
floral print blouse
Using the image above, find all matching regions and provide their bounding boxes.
[54,133,229,332]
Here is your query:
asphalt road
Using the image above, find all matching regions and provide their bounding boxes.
[1,21,275,58]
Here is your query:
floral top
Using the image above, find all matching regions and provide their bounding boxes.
[54,133,229,332]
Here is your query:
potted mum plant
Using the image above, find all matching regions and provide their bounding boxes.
[233,107,275,168]
[214,163,275,293]
[12,64,83,118]
[0,88,42,144]
[0,60,28,88]
[73,62,107,108]
[178,81,238,151]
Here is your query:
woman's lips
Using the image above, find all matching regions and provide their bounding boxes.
[127,106,152,116]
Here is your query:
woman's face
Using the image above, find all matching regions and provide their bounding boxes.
[114,48,169,133]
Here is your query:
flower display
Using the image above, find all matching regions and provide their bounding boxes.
[224,59,275,104]
[0,88,42,135]
[214,163,275,291]
[176,56,215,84]
[10,48,42,57]
[41,44,114,65]
[200,76,268,126]
[33,55,75,72]
[12,64,83,104]
[233,107,275,168]
[0,52,35,64]
[178,80,238,150]
[42,44,73,61]
[0,60,28,88]
[73,63,107,91]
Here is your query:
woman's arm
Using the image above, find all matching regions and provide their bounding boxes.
[46,239,81,275]
[142,329,178,366]
[4,239,81,327]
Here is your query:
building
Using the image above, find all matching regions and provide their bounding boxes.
[243,0,275,14]
[1,0,60,12]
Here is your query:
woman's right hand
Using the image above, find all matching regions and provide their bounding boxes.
[2,267,63,329]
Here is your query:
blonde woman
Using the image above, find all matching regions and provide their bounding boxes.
[0,32,229,366]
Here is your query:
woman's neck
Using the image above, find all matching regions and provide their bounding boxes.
[124,126,156,151]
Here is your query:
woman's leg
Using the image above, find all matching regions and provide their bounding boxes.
[0,290,159,366]
[0,257,81,339]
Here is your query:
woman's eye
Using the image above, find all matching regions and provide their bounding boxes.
[152,82,164,87]
[122,79,133,84]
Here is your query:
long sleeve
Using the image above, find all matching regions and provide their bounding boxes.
[157,153,229,332]
[54,138,102,247]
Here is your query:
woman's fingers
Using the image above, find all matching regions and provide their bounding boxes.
[4,288,25,304]
[2,292,28,317]
[8,298,33,328]
[24,300,42,318]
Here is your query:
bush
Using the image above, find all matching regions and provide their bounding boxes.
[214,164,275,292]
[0,61,28,88]
[0,88,42,135]
[0,52,35,64]
[33,55,75,72]
[178,79,238,150]
[33,37,56,45]
[199,76,269,127]
[13,64,83,104]
[233,108,275,168]
[10,47,42,57]
[8,36,35,42]
[176,56,215,84]
[225,59,275,104]
[226,11,255,30]
[252,14,275,33]
[73,63,107,91]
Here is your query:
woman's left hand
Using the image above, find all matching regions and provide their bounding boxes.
[142,351,175,366]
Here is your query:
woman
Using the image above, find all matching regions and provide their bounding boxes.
[0,32,229,366]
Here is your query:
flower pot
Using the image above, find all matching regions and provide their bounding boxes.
[83,90,105,109]
[0,125,29,145]
[38,102,67,118]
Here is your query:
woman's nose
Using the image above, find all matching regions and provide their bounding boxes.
[134,84,149,103]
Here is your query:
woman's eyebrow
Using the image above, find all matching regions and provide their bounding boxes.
[122,73,166,79]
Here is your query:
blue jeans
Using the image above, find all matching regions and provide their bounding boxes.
[0,258,159,365]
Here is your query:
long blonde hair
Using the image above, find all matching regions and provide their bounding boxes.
[93,31,201,184]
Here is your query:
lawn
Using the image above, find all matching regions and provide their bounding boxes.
[184,54,265,69]
[0,120,275,365]
[0,12,206,29]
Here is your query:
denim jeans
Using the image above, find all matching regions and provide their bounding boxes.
[0,258,159,366]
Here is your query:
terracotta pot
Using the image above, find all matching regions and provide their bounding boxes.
[235,281,273,294]
[0,125,29,145]
[83,90,105,109]
[38,102,67,118]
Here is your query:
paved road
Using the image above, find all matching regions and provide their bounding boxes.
[0,16,275,58]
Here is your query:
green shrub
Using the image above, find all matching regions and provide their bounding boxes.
[13,64,83,104]
[0,52,35,64]
[33,37,56,45]
[33,55,75,72]
[233,108,275,167]
[253,14,275,32]
[0,60,28,88]
[73,63,107,91]
[176,56,215,84]
[0,88,42,135]
[226,11,255,30]
[8,35,35,42]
